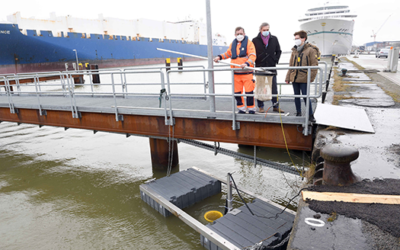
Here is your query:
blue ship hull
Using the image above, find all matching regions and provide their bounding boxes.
[0,24,228,74]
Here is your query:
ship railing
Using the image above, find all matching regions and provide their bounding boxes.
[0,64,326,136]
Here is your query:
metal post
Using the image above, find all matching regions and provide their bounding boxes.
[90,71,94,97]
[73,49,79,71]
[206,0,216,112]
[111,73,120,121]
[304,68,311,135]
[36,73,42,92]
[33,75,43,116]
[14,74,21,94]
[227,173,233,212]
[231,71,236,130]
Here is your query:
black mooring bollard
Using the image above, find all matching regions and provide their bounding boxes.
[341,68,347,76]
[177,57,183,70]
[73,75,84,84]
[90,64,100,84]
[320,144,359,186]
[165,58,171,71]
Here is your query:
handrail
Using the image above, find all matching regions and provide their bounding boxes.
[0,63,326,136]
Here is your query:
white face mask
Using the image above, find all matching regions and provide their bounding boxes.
[236,35,244,42]
[294,39,302,46]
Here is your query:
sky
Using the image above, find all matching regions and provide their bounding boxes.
[1,0,399,51]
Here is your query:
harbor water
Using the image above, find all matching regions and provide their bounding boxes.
[0,54,312,249]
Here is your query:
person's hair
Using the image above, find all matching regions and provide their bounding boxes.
[235,27,245,33]
[294,30,307,41]
[259,22,269,31]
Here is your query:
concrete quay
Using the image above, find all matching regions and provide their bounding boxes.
[287,55,400,250]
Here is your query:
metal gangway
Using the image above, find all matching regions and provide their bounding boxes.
[0,62,328,152]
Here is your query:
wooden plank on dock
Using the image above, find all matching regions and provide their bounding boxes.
[302,190,400,204]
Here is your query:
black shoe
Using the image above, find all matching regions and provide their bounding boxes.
[238,110,246,114]
[296,112,302,117]
[249,110,255,114]
[309,115,316,123]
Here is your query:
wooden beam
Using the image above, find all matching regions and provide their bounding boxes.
[302,190,400,205]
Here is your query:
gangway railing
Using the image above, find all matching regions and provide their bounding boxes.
[0,63,326,136]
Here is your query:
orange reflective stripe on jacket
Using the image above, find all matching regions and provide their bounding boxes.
[221,50,231,60]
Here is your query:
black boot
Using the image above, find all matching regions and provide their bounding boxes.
[309,114,316,122]
[295,112,302,116]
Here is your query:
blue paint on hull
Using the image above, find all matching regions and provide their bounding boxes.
[0,24,228,73]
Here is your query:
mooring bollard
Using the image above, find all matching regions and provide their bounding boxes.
[165,58,171,71]
[320,144,359,186]
[90,64,100,84]
[177,57,183,70]
[341,68,347,76]
[73,76,84,84]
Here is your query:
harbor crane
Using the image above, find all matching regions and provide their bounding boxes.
[371,14,392,42]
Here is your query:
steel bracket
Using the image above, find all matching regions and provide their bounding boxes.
[72,111,81,119]
[9,104,18,114]
[228,208,242,216]
[232,122,240,130]
[64,127,69,131]
[116,114,124,122]
[93,130,98,134]
[39,109,47,116]
[126,133,131,138]
[39,124,44,128]
[165,118,175,126]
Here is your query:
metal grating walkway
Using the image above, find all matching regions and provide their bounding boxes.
[140,168,221,217]
[201,199,295,249]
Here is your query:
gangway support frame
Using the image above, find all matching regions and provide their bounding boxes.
[0,108,313,151]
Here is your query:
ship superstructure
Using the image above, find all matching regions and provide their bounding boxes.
[298,2,357,56]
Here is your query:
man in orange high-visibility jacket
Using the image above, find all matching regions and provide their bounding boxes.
[214,27,257,114]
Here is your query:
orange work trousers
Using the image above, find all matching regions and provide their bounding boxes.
[234,73,255,112]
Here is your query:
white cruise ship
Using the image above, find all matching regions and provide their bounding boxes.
[299,2,357,56]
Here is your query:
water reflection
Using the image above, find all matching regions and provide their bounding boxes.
[0,56,315,249]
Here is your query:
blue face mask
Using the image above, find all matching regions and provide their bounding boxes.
[262,31,270,37]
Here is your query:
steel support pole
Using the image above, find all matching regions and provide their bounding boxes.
[206,0,216,112]
[73,49,79,71]
[149,138,179,170]
[227,173,233,212]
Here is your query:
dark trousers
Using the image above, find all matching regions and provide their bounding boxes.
[257,75,278,108]
[292,82,313,115]
[235,91,254,110]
